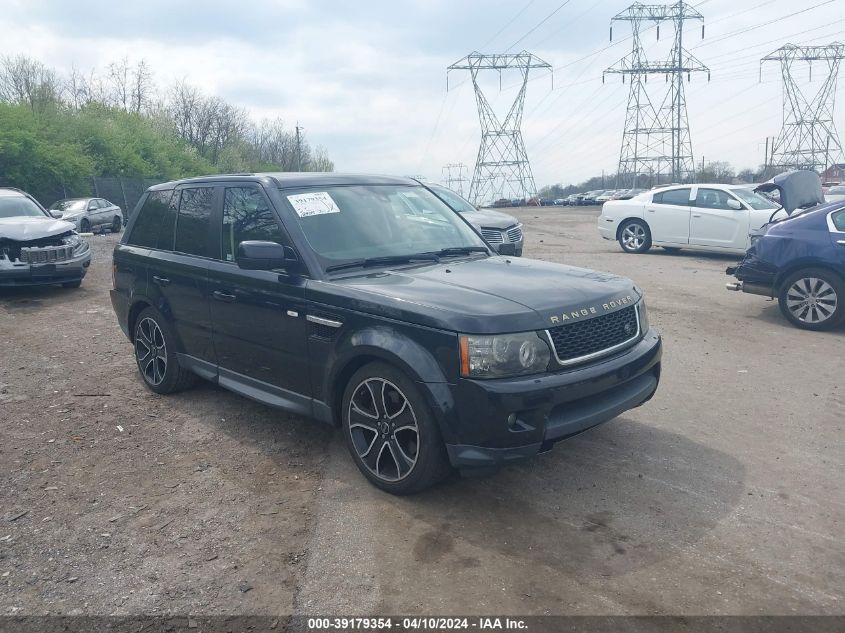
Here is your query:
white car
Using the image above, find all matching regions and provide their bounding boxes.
[598,184,782,255]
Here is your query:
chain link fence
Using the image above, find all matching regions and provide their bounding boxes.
[5,176,163,215]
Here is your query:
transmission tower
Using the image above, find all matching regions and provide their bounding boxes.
[441,163,469,197]
[762,43,845,172]
[447,52,552,205]
[605,1,709,188]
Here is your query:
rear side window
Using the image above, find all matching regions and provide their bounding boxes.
[653,189,691,206]
[221,187,286,262]
[833,210,845,232]
[126,191,173,248]
[175,187,214,257]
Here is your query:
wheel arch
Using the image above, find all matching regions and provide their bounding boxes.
[774,260,845,292]
[325,327,454,430]
[616,216,651,241]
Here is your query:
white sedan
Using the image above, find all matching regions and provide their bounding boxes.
[598,184,782,255]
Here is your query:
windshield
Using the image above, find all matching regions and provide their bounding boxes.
[430,185,476,214]
[284,185,486,268]
[50,199,87,212]
[732,188,779,210]
[0,196,49,219]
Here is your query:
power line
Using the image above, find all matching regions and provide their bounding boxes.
[506,1,572,53]
[477,0,536,51]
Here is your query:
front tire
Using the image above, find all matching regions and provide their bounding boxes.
[79,218,91,233]
[133,307,198,394]
[341,362,451,494]
[618,219,652,253]
[778,269,845,331]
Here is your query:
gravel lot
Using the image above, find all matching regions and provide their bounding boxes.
[1,207,843,617]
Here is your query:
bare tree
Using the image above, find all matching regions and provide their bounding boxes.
[130,59,154,114]
[0,55,62,112]
[107,57,131,110]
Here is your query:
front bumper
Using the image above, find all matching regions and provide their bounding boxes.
[444,328,662,471]
[597,216,615,240]
[0,248,91,287]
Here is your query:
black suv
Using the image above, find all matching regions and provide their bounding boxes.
[111,174,662,494]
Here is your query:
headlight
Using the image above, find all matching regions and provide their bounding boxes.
[637,299,650,333]
[459,331,551,378]
[61,233,88,253]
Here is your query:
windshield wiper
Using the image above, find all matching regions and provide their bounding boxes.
[325,253,441,273]
[433,246,490,257]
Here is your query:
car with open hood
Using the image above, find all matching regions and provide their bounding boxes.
[726,172,844,330]
[0,188,92,288]
[111,173,662,494]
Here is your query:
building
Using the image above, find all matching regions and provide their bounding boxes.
[821,163,845,183]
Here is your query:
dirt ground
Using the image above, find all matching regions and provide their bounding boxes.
[1,208,843,617]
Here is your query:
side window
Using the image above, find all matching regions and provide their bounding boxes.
[222,187,286,262]
[833,210,845,232]
[174,187,214,257]
[653,189,691,206]
[88,200,98,211]
[695,188,735,210]
[125,191,173,248]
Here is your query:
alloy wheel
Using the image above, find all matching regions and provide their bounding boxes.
[785,277,838,325]
[135,317,167,386]
[347,378,419,482]
[622,224,646,250]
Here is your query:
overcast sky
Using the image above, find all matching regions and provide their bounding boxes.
[1,0,843,187]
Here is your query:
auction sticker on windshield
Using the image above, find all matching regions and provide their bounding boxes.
[287,192,341,218]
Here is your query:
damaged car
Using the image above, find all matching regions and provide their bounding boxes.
[727,171,845,330]
[0,188,91,288]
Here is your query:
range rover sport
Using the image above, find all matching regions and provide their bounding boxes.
[111,173,662,494]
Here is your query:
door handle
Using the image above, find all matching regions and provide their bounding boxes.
[692,214,701,218]
[212,290,237,303]
[647,209,655,213]
[837,240,845,245]
[152,275,171,287]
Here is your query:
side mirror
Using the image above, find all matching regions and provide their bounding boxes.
[727,199,742,210]
[49,210,63,219]
[236,241,298,271]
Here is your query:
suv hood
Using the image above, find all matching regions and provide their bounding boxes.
[0,216,76,241]
[460,208,518,230]
[317,256,641,333]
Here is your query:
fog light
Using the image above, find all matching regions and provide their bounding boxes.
[507,413,517,426]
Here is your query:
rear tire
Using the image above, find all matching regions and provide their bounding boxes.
[778,268,845,331]
[133,307,198,394]
[618,219,652,254]
[111,216,122,233]
[341,362,452,494]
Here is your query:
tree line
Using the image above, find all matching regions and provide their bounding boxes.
[539,162,784,199]
[0,55,334,204]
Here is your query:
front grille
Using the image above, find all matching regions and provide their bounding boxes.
[20,245,75,264]
[480,228,504,243]
[506,225,523,242]
[547,305,639,365]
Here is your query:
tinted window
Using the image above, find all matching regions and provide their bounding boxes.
[157,191,178,251]
[833,210,845,232]
[126,191,172,248]
[653,189,691,206]
[695,188,736,210]
[174,187,214,257]
[222,187,285,262]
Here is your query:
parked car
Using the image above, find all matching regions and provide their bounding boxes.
[825,185,845,203]
[726,200,845,330]
[425,184,524,256]
[595,190,618,204]
[598,183,783,254]
[49,197,124,234]
[565,194,580,206]
[0,188,91,288]
[581,190,605,205]
[111,173,661,494]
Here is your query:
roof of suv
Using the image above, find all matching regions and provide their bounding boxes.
[148,172,417,191]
